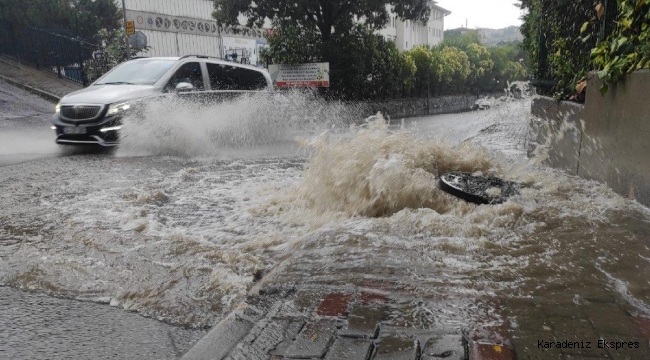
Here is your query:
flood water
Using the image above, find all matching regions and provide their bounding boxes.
[1,91,649,357]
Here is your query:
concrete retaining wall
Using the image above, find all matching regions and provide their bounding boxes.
[530,70,650,205]
[528,97,584,175]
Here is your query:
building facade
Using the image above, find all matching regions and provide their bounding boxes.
[377,1,451,51]
[119,0,269,66]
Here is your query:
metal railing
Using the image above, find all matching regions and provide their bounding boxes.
[0,24,108,86]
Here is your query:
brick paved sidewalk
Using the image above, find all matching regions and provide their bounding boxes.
[0,55,82,100]
[182,284,473,360]
[465,98,532,162]
[182,282,650,360]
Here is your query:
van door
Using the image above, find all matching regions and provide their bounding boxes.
[164,62,207,102]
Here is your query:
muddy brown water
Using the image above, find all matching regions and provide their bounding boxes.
[1,95,649,358]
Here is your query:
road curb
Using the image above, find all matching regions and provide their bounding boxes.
[0,74,60,103]
[180,307,256,360]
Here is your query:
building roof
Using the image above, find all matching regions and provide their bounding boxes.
[431,1,452,15]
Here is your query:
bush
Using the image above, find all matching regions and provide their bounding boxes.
[590,0,650,95]
[519,0,650,99]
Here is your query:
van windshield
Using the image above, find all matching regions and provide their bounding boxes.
[95,59,175,85]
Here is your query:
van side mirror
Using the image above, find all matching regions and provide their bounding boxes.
[175,82,194,92]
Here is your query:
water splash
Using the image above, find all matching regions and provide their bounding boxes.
[116,91,365,158]
[289,114,504,217]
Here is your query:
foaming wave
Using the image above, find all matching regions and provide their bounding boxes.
[291,114,503,217]
[116,91,365,157]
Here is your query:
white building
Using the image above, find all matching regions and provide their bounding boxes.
[377,1,451,51]
[117,0,449,63]
[119,0,270,66]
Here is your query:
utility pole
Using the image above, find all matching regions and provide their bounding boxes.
[122,0,131,60]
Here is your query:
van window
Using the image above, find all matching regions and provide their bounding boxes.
[167,62,204,90]
[207,63,268,91]
[96,59,174,85]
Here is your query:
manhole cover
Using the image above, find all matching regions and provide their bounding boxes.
[440,172,522,205]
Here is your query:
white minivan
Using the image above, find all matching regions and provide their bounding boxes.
[52,55,273,146]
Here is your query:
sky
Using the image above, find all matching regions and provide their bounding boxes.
[435,0,524,29]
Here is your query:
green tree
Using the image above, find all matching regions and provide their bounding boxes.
[405,46,435,96]
[488,43,527,90]
[260,21,322,65]
[435,46,470,94]
[0,0,120,41]
[213,0,431,44]
[442,29,482,49]
[464,43,494,90]
[322,25,413,100]
[84,28,151,83]
[397,52,416,96]
[70,0,122,41]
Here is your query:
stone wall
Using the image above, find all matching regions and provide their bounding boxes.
[529,70,650,205]
[361,94,480,119]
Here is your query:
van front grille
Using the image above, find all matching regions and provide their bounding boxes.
[60,105,102,121]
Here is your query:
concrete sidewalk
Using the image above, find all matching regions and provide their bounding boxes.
[0,56,82,102]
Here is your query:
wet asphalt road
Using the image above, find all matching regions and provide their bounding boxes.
[0,80,62,167]
[0,81,208,359]
[0,287,206,360]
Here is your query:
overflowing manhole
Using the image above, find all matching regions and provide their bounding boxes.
[439,172,522,205]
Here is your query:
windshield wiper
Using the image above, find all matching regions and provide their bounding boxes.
[96,82,135,85]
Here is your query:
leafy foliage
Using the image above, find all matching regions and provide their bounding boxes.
[213,0,430,43]
[259,21,322,65]
[407,46,435,96]
[323,25,418,99]
[238,1,528,100]
[520,0,649,99]
[434,46,471,93]
[0,0,120,42]
[263,23,419,100]
[590,0,650,95]
[84,28,151,83]
[464,43,495,87]
[518,0,605,99]
[488,44,528,90]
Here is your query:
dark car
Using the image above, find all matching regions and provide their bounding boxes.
[52,55,273,146]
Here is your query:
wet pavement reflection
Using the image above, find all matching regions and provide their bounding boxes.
[0,287,206,359]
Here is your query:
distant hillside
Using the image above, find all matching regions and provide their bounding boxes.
[445,26,523,47]
[479,26,523,46]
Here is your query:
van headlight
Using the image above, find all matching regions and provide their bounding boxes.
[55,103,60,113]
[106,102,132,117]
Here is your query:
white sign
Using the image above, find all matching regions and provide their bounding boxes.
[125,10,268,40]
[268,63,330,88]
[92,50,104,60]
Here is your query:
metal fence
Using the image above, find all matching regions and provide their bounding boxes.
[0,24,108,86]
